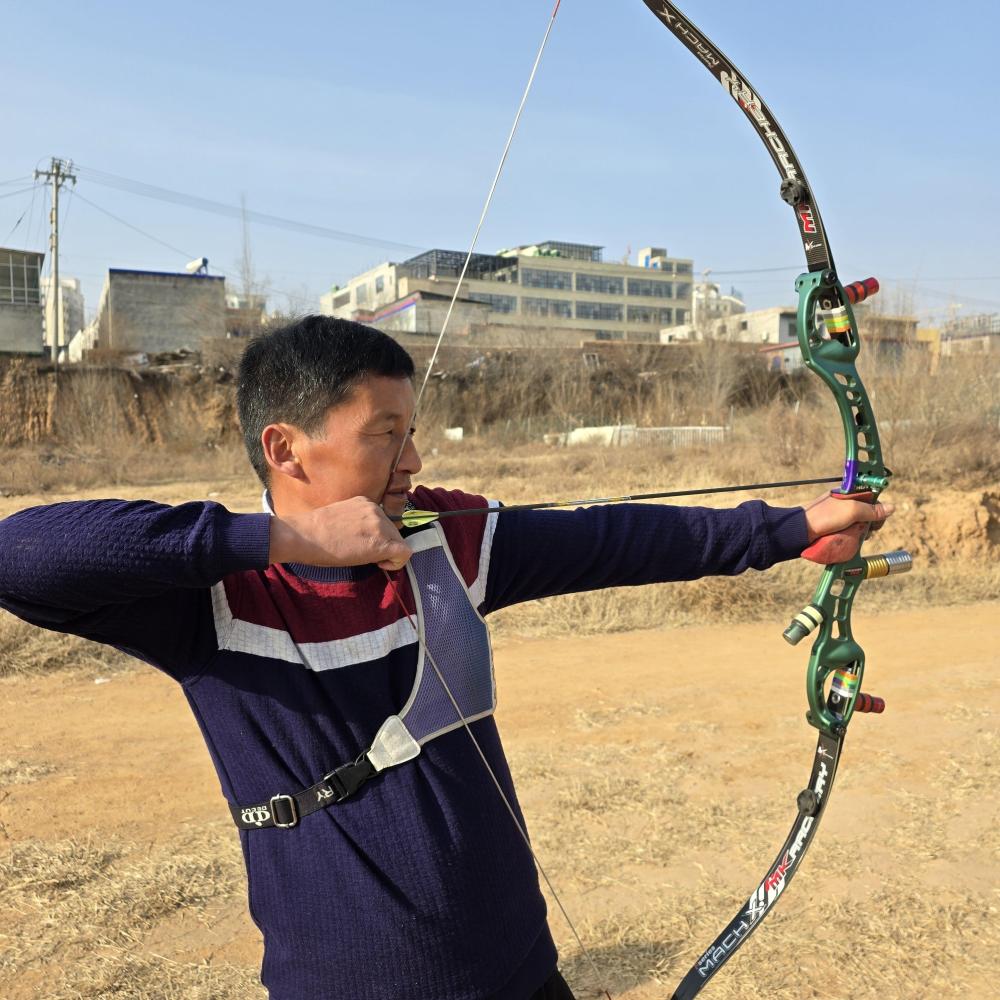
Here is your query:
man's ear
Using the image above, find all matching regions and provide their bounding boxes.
[261,423,307,483]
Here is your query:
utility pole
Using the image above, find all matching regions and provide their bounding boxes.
[34,157,77,362]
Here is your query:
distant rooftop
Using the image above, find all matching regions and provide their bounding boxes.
[397,249,513,281]
[500,241,604,263]
[397,241,607,282]
[108,268,224,281]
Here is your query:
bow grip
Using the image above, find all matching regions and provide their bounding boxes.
[801,490,876,564]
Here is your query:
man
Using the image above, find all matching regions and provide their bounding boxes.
[0,316,891,1000]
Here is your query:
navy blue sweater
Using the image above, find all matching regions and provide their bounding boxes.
[0,488,806,999]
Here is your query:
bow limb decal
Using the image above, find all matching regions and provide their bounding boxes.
[641,3,912,998]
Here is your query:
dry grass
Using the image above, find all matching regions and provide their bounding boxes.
[0,758,56,786]
[1,347,997,497]
[3,699,996,999]
[1,351,997,997]
[507,727,1000,1000]
[0,614,135,679]
[0,825,263,999]
[2,380,998,677]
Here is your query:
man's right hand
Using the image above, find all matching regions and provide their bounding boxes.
[268,497,412,571]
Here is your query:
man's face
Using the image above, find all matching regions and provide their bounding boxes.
[283,375,422,518]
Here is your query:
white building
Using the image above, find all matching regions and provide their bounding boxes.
[662,304,802,369]
[42,276,85,357]
[321,241,694,345]
[692,280,745,330]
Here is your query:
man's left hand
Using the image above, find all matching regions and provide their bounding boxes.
[801,492,894,564]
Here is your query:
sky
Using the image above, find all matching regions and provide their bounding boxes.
[2,0,998,325]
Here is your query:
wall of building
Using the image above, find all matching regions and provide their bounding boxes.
[322,246,694,344]
[0,247,45,354]
[0,303,45,354]
[43,277,86,353]
[96,270,227,355]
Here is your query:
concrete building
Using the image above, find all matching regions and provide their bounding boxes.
[225,292,268,337]
[665,300,918,371]
[320,241,694,346]
[0,247,45,355]
[87,268,227,357]
[692,280,745,331]
[42,276,85,357]
[662,304,799,362]
[940,313,1000,357]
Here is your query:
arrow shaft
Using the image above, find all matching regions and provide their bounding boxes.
[394,475,841,526]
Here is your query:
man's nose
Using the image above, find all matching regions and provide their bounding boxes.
[399,433,422,475]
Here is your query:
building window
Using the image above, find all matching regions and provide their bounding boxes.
[469,292,517,313]
[522,296,572,318]
[675,262,693,275]
[356,283,369,306]
[627,277,674,299]
[575,273,623,294]
[333,291,350,309]
[0,250,42,306]
[522,267,572,290]
[576,302,622,322]
[375,276,385,294]
[627,305,674,325]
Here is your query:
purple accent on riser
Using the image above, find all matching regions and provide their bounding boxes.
[841,459,858,492]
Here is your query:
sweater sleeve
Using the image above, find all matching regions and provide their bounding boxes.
[0,499,271,679]
[483,500,807,613]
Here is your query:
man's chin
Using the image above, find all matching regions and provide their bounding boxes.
[381,493,409,519]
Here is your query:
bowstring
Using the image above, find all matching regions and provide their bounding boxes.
[384,0,562,488]
[378,3,611,995]
[382,569,611,1000]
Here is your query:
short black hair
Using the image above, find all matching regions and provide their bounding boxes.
[237,315,415,485]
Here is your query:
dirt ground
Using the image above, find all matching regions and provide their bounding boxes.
[2,600,997,999]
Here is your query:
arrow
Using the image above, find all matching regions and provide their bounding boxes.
[394,475,841,528]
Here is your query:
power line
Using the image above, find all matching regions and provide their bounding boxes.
[901,286,1000,310]
[75,164,426,256]
[1,183,42,243]
[884,274,1000,283]
[74,190,197,260]
[0,185,39,201]
[703,264,800,275]
[72,189,322,309]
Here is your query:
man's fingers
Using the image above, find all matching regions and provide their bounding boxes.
[375,540,412,571]
[865,501,894,522]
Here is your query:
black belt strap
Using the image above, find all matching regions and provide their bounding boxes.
[230,754,377,831]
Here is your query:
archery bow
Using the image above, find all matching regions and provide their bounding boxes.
[639,3,913,997]
[381,3,912,996]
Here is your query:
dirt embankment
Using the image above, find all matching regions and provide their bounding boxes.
[0,358,237,448]
[878,488,1000,563]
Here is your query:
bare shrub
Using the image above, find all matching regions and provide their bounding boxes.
[0,612,135,678]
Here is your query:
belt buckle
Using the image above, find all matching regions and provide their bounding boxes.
[269,794,299,829]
